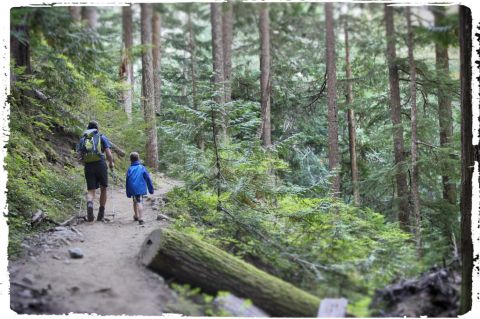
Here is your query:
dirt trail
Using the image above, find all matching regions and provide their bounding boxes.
[9,176,182,315]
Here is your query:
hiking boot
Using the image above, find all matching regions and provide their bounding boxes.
[87,206,94,222]
[97,207,105,221]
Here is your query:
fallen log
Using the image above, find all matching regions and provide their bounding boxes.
[109,141,125,157]
[139,228,320,317]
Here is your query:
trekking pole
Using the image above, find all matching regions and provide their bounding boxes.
[76,178,87,222]
[108,168,117,221]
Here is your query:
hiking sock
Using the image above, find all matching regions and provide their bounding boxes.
[97,206,105,221]
[87,201,94,222]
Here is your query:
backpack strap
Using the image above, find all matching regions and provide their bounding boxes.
[94,133,103,154]
[97,134,104,153]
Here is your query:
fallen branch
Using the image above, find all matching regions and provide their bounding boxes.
[416,140,439,149]
[44,217,61,226]
[60,215,77,227]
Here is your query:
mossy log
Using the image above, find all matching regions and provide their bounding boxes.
[109,141,125,157]
[139,228,320,317]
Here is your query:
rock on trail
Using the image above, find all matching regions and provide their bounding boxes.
[9,176,183,315]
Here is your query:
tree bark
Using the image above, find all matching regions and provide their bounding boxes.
[188,11,198,110]
[459,5,473,315]
[384,4,409,230]
[433,7,457,207]
[211,3,227,140]
[222,2,233,103]
[406,7,422,257]
[141,3,158,171]
[140,228,321,317]
[152,11,162,116]
[68,7,82,22]
[10,23,31,75]
[344,19,360,206]
[121,6,134,120]
[82,7,98,29]
[325,2,340,196]
[188,10,204,151]
[108,141,126,158]
[259,4,272,147]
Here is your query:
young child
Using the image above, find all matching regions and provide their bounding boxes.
[126,152,154,225]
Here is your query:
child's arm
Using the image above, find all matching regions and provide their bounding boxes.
[143,168,154,194]
[126,171,132,198]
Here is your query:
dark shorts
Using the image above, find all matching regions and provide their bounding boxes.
[84,161,108,190]
[132,195,144,203]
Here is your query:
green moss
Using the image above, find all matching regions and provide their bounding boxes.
[6,127,83,257]
[348,296,372,317]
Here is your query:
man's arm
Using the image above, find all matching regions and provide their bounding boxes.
[101,135,114,169]
[105,148,114,169]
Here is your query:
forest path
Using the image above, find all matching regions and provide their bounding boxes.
[9,175,182,315]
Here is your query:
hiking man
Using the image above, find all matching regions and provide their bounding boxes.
[76,120,114,222]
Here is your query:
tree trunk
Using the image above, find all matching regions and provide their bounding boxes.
[211,3,227,140]
[259,4,272,147]
[459,5,473,315]
[68,7,82,22]
[121,6,134,120]
[325,3,340,196]
[82,7,98,29]
[222,2,233,103]
[344,20,360,205]
[406,7,422,257]
[188,10,204,151]
[384,4,409,230]
[188,11,197,110]
[433,7,457,207]
[140,228,321,317]
[141,3,158,171]
[10,23,31,75]
[152,12,162,116]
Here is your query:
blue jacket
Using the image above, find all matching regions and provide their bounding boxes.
[126,161,154,197]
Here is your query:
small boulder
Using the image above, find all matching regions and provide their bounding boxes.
[68,247,84,259]
[213,293,269,317]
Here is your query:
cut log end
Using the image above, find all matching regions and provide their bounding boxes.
[139,228,164,267]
